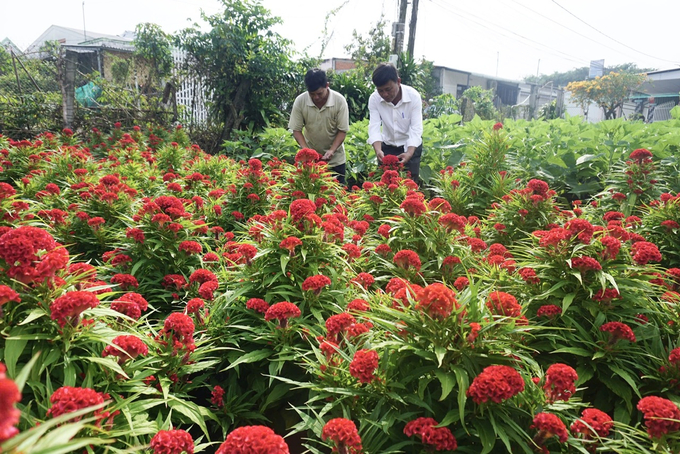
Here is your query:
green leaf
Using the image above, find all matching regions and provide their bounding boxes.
[18,308,47,325]
[225,349,273,370]
[609,364,641,398]
[473,419,497,454]
[434,346,446,367]
[552,347,591,357]
[280,254,290,274]
[3,328,29,377]
[434,369,455,401]
[167,396,210,437]
[88,356,129,380]
[562,293,576,313]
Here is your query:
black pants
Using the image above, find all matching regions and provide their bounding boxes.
[382,143,422,184]
[329,163,346,186]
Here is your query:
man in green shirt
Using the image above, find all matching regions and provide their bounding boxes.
[288,68,350,185]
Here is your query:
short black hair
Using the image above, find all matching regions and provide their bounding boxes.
[372,63,399,87]
[304,68,328,92]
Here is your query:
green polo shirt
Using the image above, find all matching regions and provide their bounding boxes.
[288,88,350,168]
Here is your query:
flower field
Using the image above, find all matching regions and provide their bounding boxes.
[1,120,680,453]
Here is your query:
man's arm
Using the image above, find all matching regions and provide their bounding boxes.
[367,93,384,163]
[322,131,346,161]
[400,88,423,164]
[292,130,309,149]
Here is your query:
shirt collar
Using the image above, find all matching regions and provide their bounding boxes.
[305,89,336,108]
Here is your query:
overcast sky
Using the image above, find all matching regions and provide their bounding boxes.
[3,0,679,80]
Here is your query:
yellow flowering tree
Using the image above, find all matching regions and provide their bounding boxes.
[566,72,646,120]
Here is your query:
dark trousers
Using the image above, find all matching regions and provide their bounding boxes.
[329,163,346,186]
[382,143,422,184]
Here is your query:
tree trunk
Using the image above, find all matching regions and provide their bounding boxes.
[221,78,252,142]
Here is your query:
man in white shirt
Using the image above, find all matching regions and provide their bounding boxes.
[367,63,424,184]
[288,68,350,185]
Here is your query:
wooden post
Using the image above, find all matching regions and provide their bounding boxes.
[11,49,22,95]
[407,0,419,57]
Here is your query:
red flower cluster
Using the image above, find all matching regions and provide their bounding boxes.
[264,301,301,328]
[571,256,602,272]
[400,195,427,217]
[543,363,578,402]
[527,179,550,198]
[47,386,110,422]
[50,291,101,327]
[467,365,525,404]
[246,298,270,314]
[216,425,289,453]
[403,417,457,451]
[438,213,467,234]
[428,197,452,213]
[349,349,379,383]
[110,273,139,290]
[160,313,196,352]
[102,335,148,362]
[279,236,302,254]
[211,385,225,408]
[629,148,653,163]
[351,272,375,289]
[326,312,356,343]
[518,267,540,284]
[294,148,320,164]
[302,274,332,294]
[631,241,662,265]
[289,198,317,223]
[0,226,68,284]
[531,412,568,443]
[149,429,194,454]
[600,321,636,343]
[637,396,680,439]
[393,249,422,271]
[0,363,21,443]
[415,283,458,319]
[110,292,149,320]
[162,274,187,290]
[322,418,362,454]
[178,240,202,255]
[536,305,562,319]
[571,408,613,439]
[0,285,20,309]
[486,291,521,318]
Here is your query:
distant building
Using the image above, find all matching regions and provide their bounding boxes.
[319,58,357,73]
[1,38,23,56]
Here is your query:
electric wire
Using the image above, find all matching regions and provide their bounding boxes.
[550,0,680,66]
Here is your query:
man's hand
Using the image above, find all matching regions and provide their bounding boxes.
[398,150,413,164]
[376,149,384,163]
[322,149,335,161]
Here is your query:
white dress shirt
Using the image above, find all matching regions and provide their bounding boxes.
[367,84,423,149]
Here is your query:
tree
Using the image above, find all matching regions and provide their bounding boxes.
[566,71,646,120]
[178,0,301,140]
[133,23,174,94]
[344,15,391,78]
[524,63,655,87]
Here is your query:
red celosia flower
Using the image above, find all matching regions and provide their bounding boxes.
[400,196,427,217]
[0,226,67,284]
[349,349,379,383]
[125,227,145,243]
[439,213,467,233]
[289,199,317,223]
[322,418,362,454]
[631,241,662,265]
[377,224,391,238]
[0,285,20,308]
[415,283,458,319]
[527,179,550,197]
[592,288,621,304]
[110,292,148,320]
[237,244,257,264]
[186,298,206,317]
[179,241,202,255]
[531,412,568,444]
[351,272,374,289]
[160,313,196,352]
[543,363,578,402]
[599,236,621,260]
[381,154,402,171]
[600,321,636,343]
[467,365,525,404]
[110,273,139,290]
[279,236,303,254]
[661,220,680,231]
[264,302,301,328]
[302,275,332,294]
[189,269,217,285]
[150,429,194,454]
[294,148,320,163]
[246,298,270,314]
[629,148,653,163]
[453,276,469,290]
[341,243,362,260]
[493,122,504,130]
[47,386,110,422]
[211,385,225,408]
[162,274,187,290]
[216,425,289,453]
[347,299,369,312]
[571,408,613,439]
[0,363,21,443]
[486,291,521,318]
[466,237,487,253]
[637,396,680,439]
[393,249,422,271]
[326,312,356,343]
[404,417,458,451]
[375,243,392,256]
[102,335,148,362]
[518,267,540,284]
[50,291,100,327]
[428,197,452,213]
[536,305,562,319]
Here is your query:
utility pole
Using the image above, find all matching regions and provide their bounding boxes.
[391,0,408,55]
[407,0,420,57]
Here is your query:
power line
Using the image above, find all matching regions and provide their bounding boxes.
[550,0,680,66]
[426,0,589,66]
